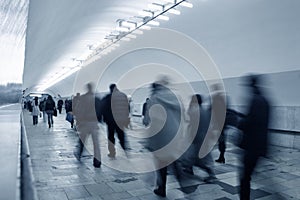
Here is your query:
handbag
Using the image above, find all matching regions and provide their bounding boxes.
[53,108,57,117]
[66,112,73,123]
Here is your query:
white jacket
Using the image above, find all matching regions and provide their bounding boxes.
[32,103,40,116]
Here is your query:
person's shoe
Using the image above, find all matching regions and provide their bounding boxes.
[107,153,116,158]
[183,167,194,175]
[93,158,101,168]
[48,124,51,128]
[154,187,166,197]
[204,176,217,183]
[73,151,81,161]
[215,158,225,164]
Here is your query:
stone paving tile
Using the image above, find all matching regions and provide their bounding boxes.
[24,110,300,199]
[100,191,132,200]
[37,188,69,200]
[64,185,91,199]
[127,188,153,196]
[84,183,114,196]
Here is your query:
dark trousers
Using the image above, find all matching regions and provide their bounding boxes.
[107,122,126,155]
[217,132,226,159]
[58,107,62,114]
[47,113,53,126]
[240,151,260,200]
[156,162,182,189]
[33,115,38,125]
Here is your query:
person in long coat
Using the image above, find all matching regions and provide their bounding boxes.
[238,75,270,200]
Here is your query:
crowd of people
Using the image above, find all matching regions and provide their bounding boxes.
[23,74,270,200]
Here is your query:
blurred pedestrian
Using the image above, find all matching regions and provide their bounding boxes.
[101,84,130,158]
[73,83,101,168]
[145,78,184,197]
[45,95,56,128]
[182,94,217,182]
[39,98,47,122]
[238,75,270,200]
[31,97,40,125]
[65,98,74,128]
[57,99,63,114]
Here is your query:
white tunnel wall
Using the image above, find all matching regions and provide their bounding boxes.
[42,0,300,132]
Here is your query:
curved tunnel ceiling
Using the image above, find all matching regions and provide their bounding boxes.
[23,0,152,94]
[23,0,300,97]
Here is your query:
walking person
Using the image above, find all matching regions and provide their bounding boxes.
[65,99,74,128]
[101,84,130,158]
[45,95,56,128]
[145,78,186,197]
[238,75,270,200]
[73,83,101,168]
[31,97,40,125]
[182,94,217,182]
[57,99,63,114]
[39,98,47,122]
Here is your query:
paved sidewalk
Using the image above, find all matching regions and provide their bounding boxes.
[23,110,300,200]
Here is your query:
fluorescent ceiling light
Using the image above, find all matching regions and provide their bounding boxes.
[156,15,169,21]
[29,94,42,98]
[132,29,144,35]
[121,37,131,42]
[116,26,130,32]
[140,25,152,30]
[126,34,137,39]
[147,20,160,26]
[148,3,163,10]
[121,21,136,28]
[180,1,193,8]
[168,8,181,15]
[161,0,175,3]
[139,10,153,17]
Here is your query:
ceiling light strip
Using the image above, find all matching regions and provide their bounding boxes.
[38,0,193,91]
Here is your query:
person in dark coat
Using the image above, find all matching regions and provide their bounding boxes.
[100,84,130,158]
[57,99,63,114]
[238,75,270,200]
[45,95,56,128]
[145,79,186,197]
[65,99,74,128]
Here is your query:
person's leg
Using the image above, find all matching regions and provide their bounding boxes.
[43,111,46,122]
[32,116,35,125]
[116,125,127,151]
[74,125,88,161]
[216,131,226,163]
[47,113,51,128]
[91,124,101,168]
[240,152,259,200]
[34,116,38,125]
[154,166,167,197]
[107,123,116,157]
[196,153,217,182]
